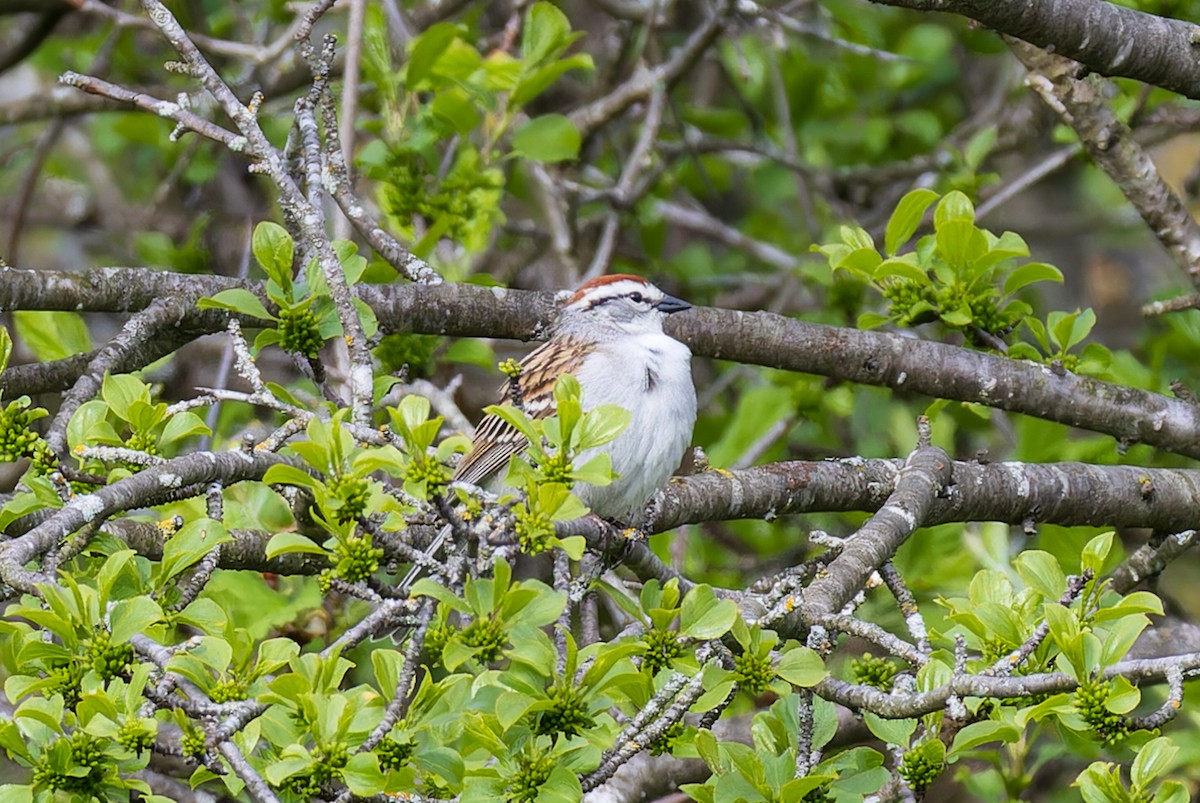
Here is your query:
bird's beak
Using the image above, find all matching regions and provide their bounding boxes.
[655,294,692,314]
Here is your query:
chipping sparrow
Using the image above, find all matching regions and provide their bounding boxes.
[455,274,697,525]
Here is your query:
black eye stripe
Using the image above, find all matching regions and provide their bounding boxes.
[582,287,655,309]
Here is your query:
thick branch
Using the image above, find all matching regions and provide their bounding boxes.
[870,0,1200,100]
[652,459,1200,534]
[1009,41,1200,286]
[4,271,1200,459]
[803,445,951,616]
[0,450,295,594]
[814,651,1200,718]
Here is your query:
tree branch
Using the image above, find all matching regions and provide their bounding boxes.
[870,0,1200,100]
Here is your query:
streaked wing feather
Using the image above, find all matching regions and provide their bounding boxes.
[452,336,594,484]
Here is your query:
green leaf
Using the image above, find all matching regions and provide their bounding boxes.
[835,246,882,276]
[1013,550,1066,601]
[0,784,33,803]
[522,2,577,63]
[933,190,975,226]
[556,535,586,559]
[936,220,988,269]
[197,289,274,321]
[874,256,929,285]
[101,373,150,421]
[262,464,322,491]
[1154,782,1189,803]
[109,596,163,643]
[862,712,916,746]
[263,751,311,785]
[884,188,938,255]
[775,646,826,687]
[941,303,973,327]
[1004,262,1064,295]
[1081,531,1114,574]
[253,221,295,290]
[857,312,891,329]
[12,311,91,361]
[265,532,327,559]
[0,327,11,375]
[512,114,581,163]
[431,87,482,134]
[159,411,211,449]
[538,764,583,803]
[174,598,227,633]
[510,53,593,108]
[963,125,997,171]
[574,404,631,451]
[410,578,471,613]
[948,720,1021,757]
[1099,614,1150,666]
[343,753,385,796]
[486,404,539,445]
[678,586,737,640]
[405,23,461,90]
[160,518,232,582]
[95,549,137,603]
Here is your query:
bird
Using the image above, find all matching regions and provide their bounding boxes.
[453,274,697,525]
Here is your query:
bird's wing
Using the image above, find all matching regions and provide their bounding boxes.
[452,335,595,485]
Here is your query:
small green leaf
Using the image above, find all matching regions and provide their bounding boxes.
[538,764,583,803]
[405,23,461,89]
[775,646,827,687]
[835,246,883,276]
[342,753,385,796]
[431,87,482,134]
[857,312,891,329]
[575,404,631,451]
[933,190,975,226]
[101,373,150,421]
[13,311,91,361]
[512,114,581,163]
[1081,531,1114,573]
[160,518,232,582]
[948,720,1020,758]
[410,578,471,612]
[198,289,275,321]
[1004,262,1064,295]
[1154,782,1189,803]
[1014,550,1066,601]
[486,404,540,445]
[109,596,163,643]
[522,2,577,63]
[159,411,211,449]
[884,188,938,255]
[862,712,916,746]
[0,327,11,375]
[941,304,974,327]
[963,125,997,171]
[265,532,327,560]
[252,221,295,290]
[262,464,322,491]
[678,586,737,640]
[510,54,594,108]
[556,535,585,559]
[936,220,988,269]
[874,257,930,285]
[0,784,34,803]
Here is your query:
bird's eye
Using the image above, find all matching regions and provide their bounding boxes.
[630,292,644,303]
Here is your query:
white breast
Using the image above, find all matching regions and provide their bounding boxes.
[571,333,696,523]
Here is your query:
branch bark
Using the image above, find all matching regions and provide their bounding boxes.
[5,270,1200,459]
[870,0,1200,100]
